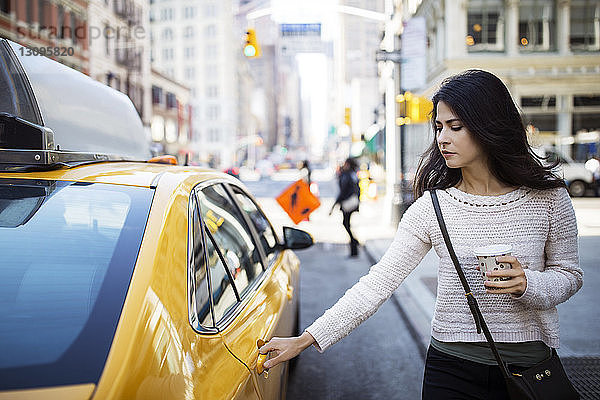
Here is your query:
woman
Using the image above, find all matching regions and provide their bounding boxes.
[259,70,583,399]
[330,157,360,257]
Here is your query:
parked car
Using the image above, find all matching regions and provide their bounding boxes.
[537,147,594,197]
[0,38,312,400]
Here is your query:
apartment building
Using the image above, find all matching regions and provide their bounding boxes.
[150,0,237,167]
[404,0,600,162]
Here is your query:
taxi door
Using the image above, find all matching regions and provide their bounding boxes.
[196,183,299,400]
[221,184,300,400]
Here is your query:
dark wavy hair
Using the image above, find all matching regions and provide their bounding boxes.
[414,69,564,198]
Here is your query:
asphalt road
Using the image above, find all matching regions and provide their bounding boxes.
[286,243,424,400]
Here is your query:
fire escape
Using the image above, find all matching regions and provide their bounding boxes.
[112,0,144,118]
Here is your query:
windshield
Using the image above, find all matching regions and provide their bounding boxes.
[0,179,153,390]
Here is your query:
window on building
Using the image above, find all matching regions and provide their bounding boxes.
[151,115,165,141]
[204,3,216,17]
[573,113,600,135]
[162,28,173,40]
[25,0,33,23]
[0,0,9,14]
[57,5,64,38]
[467,0,505,52]
[162,48,174,61]
[166,92,177,109]
[184,6,197,19]
[152,85,163,105]
[521,95,556,108]
[519,0,555,52]
[185,67,195,80]
[205,24,216,38]
[184,26,195,39]
[570,0,600,51]
[38,0,46,27]
[574,95,600,107]
[161,8,174,21]
[207,128,220,142]
[522,113,557,133]
[184,47,195,59]
[206,105,220,121]
[206,86,219,98]
[70,13,77,45]
[105,25,111,56]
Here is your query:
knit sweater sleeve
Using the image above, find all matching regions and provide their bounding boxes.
[515,187,583,309]
[305,195,432,352]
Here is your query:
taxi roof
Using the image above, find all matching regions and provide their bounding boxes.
[0,162,225,188]
[0,38,151,164]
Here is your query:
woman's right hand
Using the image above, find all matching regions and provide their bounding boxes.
[258,331,316,369]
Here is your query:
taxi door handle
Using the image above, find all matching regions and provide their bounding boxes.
[256,339,269,377]
[286,285,294,300]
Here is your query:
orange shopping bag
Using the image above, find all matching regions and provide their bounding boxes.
[276,179,321,224]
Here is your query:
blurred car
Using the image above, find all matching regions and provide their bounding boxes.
[223,166,240,179]
[0,38,312,400]
[537,147,594,197]
[255,159,275,178]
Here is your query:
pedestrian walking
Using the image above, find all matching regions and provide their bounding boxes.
[299,159,312,187]
[259,70,583,399]
[330,157,360,257]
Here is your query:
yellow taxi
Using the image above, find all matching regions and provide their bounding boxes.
[0,39,312,399]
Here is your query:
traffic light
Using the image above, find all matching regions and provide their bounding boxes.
[243,29,261,58]
[396,92,433,125]
[344,107,351,127]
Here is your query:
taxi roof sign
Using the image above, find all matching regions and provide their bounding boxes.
[0,39,150,162]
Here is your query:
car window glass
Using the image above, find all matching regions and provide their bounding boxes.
[190,195,212,328]
[0,180,151,381]
[229,186,279,265]
[197,184,263,300]
[204,228,239,322]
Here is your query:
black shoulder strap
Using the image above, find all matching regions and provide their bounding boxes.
[429,190,512,378]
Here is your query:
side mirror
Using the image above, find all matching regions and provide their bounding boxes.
[282,226,313,250]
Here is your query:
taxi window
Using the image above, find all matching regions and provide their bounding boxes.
[228,185,279,266]
[197,184,263,301]
[0,179,153,390]
[204,228,239,323]
[189,194,212,328]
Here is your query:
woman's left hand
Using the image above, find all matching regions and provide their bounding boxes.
[483,256,527,296]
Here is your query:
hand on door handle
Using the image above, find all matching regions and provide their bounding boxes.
[256,339,269,377]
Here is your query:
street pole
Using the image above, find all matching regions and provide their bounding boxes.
[382,0,403,227]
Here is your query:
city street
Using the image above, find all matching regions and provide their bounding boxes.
[286,243,424,400]
[247,173,600,399]
[2,1,600,398]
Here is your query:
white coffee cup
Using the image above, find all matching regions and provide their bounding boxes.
[473,244,513,282]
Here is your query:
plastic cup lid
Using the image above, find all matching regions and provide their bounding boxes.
[473,244,512,257]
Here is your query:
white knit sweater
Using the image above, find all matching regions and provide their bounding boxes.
[306,186,583,351]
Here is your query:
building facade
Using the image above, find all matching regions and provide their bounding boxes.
[150,0,238,168]
[88,0,151,127]
[404,0,600,163]
[150,68,192,164]
[0,0,90,73]
[340,0,385,156]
